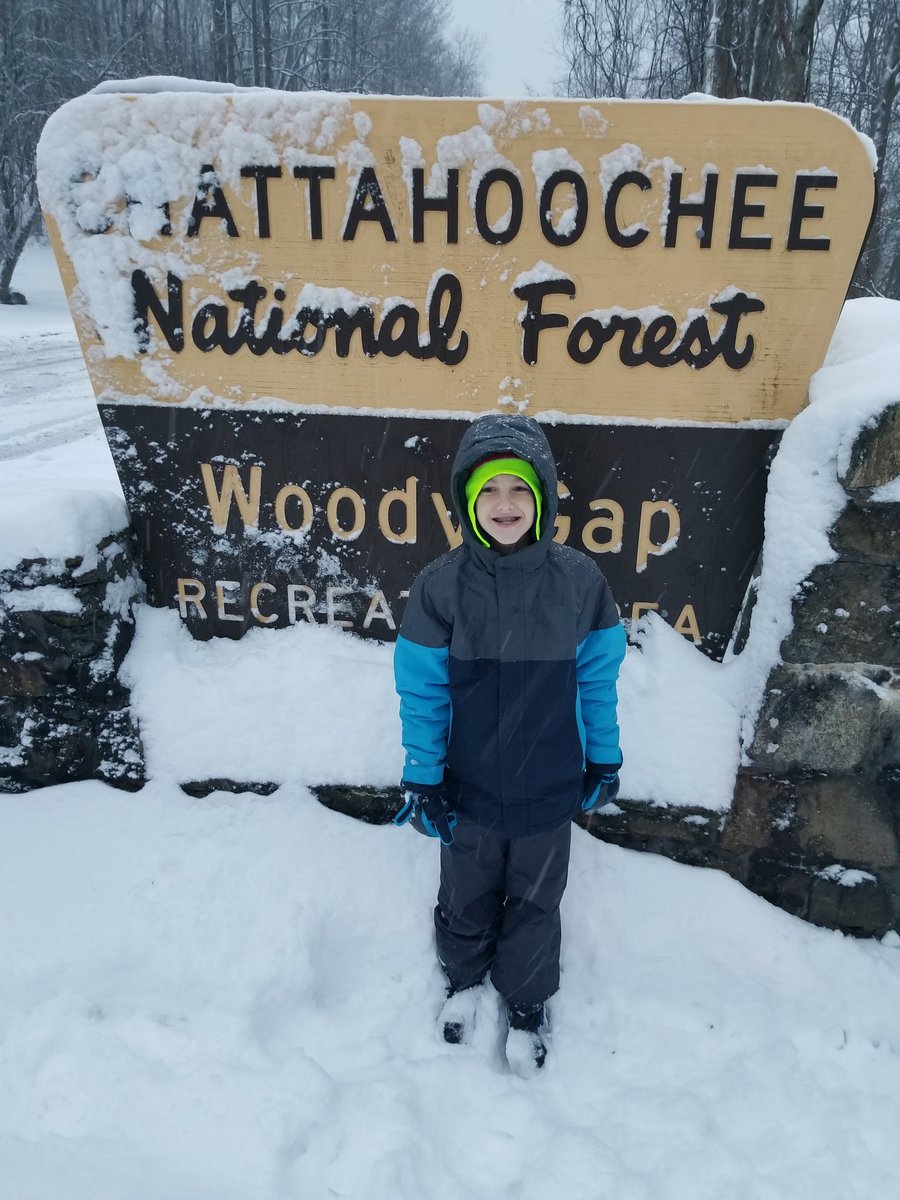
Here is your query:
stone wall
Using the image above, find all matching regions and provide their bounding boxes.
[2,408,896,939]
[0,530,145,792]
[585,402,900,937]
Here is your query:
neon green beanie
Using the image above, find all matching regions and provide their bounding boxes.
[464,456,543,547]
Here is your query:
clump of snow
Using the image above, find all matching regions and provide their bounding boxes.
[0,488,128,574]
[871,475,900,501]
[1,584,83,615]
[599,141,644,192]
[121,609,403,787]
[531,148,586,238]
[819,864,878,887]
[619,613,742,809]
[437,126,518,212]
[476,101,551,140]
[92,76,244,95]
[36,88,355,359]
[512,260,571,289]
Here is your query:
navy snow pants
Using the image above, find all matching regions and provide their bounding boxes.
[434,821,572,1009]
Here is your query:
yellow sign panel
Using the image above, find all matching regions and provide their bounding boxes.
[38,88,875,424]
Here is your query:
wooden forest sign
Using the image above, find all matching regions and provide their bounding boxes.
[37,87,875,655]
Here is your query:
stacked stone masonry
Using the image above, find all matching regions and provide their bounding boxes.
[0,531,145,792]
[586,401,900,937]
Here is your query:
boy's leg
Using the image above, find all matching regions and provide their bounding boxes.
[434,821,507,993]
[491,822,572,1009]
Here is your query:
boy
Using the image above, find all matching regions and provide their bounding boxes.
[393,413,625,1076]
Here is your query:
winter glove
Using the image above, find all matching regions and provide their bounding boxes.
[394,783,457,846]
[581,760,622,813]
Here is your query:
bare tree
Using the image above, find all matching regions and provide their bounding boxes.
[562,0,648,97]
[559,0,900,297]
[211,0,236,82]
[251,0,483,96]
[807,0,900,296]
[748,0,826,100]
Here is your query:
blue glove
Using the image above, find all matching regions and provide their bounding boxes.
[582,760,621,812]
[394,783,457,846]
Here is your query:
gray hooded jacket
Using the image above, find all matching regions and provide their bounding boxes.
[394,413,625,836]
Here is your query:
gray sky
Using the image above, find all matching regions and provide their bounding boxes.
[447,0,563,98]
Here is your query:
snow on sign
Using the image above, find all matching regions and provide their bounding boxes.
[37,85,875,657]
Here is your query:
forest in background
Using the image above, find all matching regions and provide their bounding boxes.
[0,0,483,300]
[560,0,900,298]
[1,0,898,301]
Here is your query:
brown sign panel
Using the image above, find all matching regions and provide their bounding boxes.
[100,403,778,659]
[37,89,874,658]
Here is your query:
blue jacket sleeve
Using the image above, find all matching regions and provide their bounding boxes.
[394,566,453,788]
[394,636,451,787]
[576,623,626,766]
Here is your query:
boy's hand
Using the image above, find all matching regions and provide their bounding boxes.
[582,761,621,812]
[394,784,457,846]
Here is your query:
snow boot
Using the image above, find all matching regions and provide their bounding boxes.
[437,983,481,1045]
[505,1002,549,1077]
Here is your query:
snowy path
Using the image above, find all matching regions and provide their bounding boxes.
[0,248,100,454]
[0,243,121,496]
[2,244,900,1199]
[0,331,98,458]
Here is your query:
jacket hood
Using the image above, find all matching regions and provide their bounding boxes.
[451,414,559,552]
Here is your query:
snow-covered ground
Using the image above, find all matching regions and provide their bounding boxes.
[2,242,900,1199]
[4,782,900,1200]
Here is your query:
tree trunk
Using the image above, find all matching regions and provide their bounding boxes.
[250,0,261,86]
[872,13,900,190]
[779,0,825,101]
[749,0,776,97]
[714,0,741,97]
[261,0,272,89]
[211,0,230,81]
[0,197,40,304]
[703,0,719,93]
[320,1,332,90]
[853,11,900,296]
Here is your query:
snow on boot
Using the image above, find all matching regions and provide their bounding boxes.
[437,984,481,1045]
[505,1002,549,1077]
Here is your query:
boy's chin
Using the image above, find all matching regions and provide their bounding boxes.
[486,527,535,553]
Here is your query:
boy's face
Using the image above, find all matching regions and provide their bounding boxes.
[474,473,536,546]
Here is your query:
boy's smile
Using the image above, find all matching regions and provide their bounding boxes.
[475,474,537,547]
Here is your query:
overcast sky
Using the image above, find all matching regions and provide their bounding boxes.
[447,0,563,98]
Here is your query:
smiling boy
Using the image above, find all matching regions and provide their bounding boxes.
[393,413,626,1076]
[468,462,538,551]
